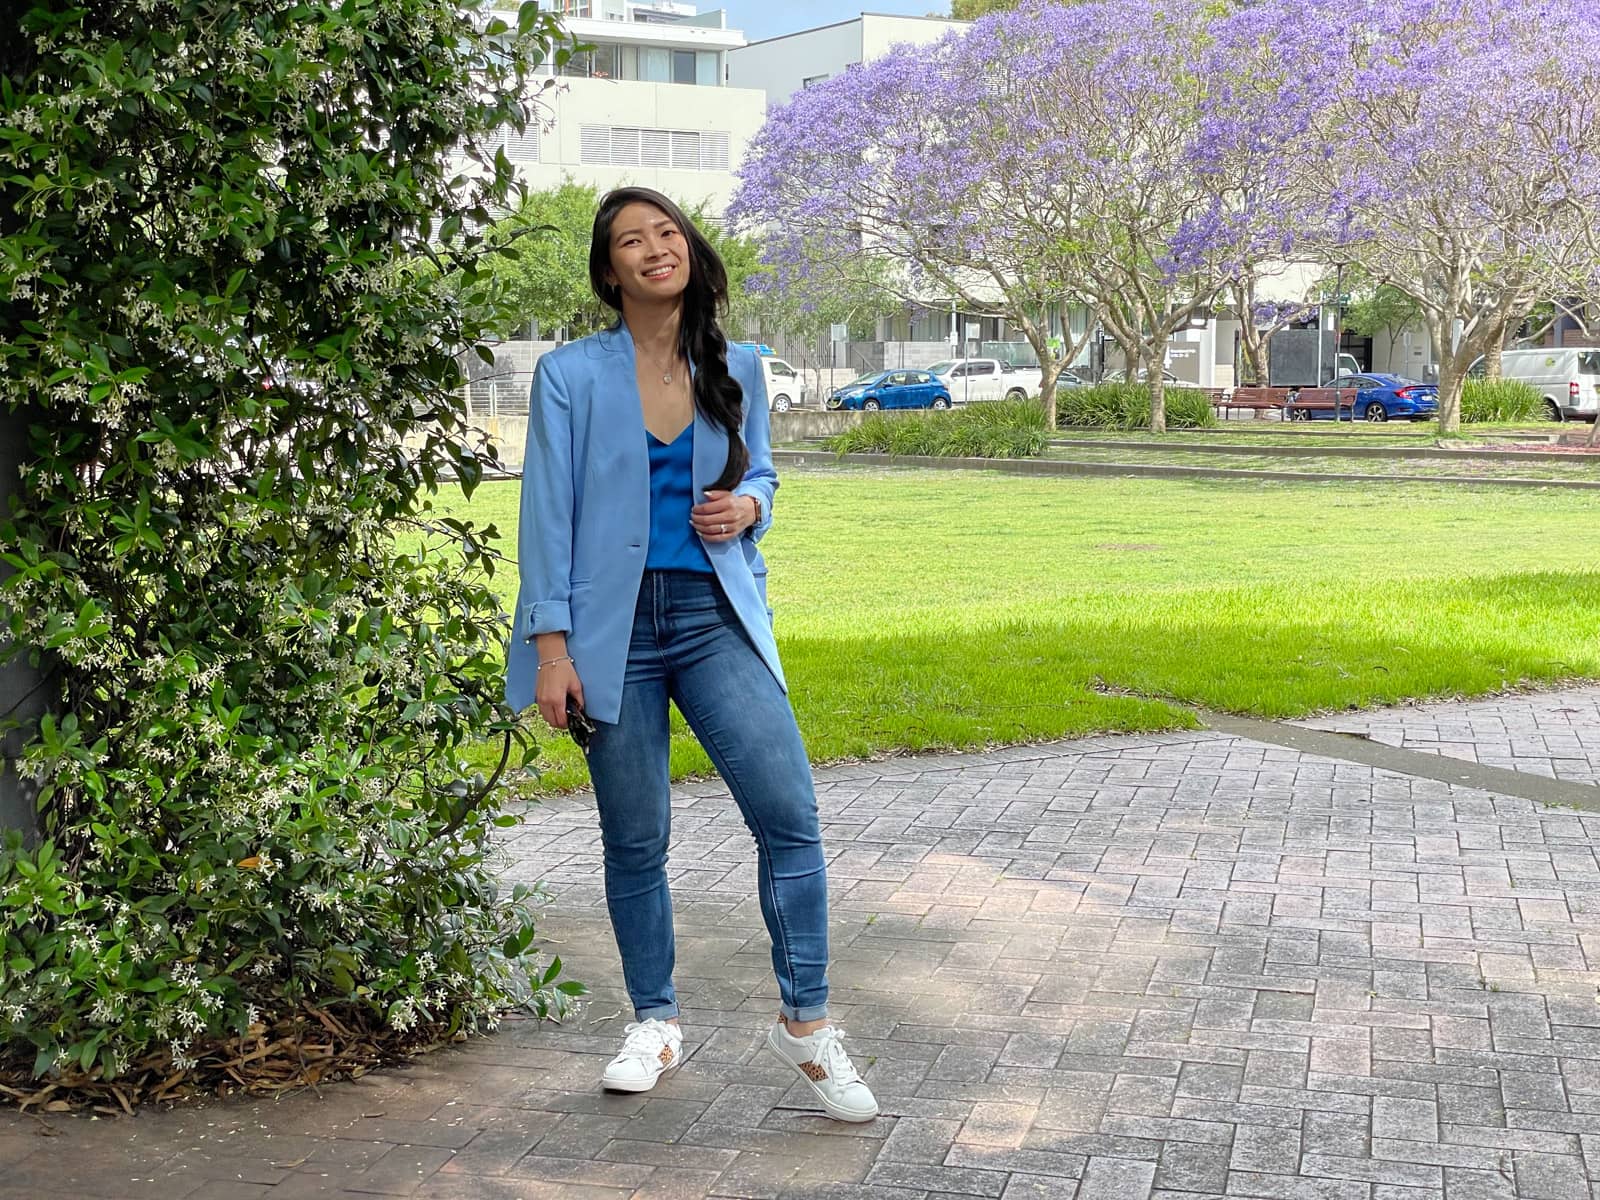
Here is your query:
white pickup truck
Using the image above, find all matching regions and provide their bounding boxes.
[926,358,1042,404]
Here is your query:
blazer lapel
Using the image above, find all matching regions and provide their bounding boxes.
[692,402,727,504]
[613,321,724,503]
[606,322,647,441]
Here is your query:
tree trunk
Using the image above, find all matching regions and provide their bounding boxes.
[1239,325,1265,386]
[1015,320,1059,429]
[0,405,44,842]
[1232,283,1269,386]
[1484,317,1509,380]
[1434,322,1486,435]
[1039,366,1059,429]
[1145,336,1169,434]
[1436,360,1466,433]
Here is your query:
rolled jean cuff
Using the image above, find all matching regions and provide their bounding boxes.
[782,1002,828,1023]
[636,1002,679,1022]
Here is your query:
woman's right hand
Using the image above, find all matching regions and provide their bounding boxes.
[536,659,585,731]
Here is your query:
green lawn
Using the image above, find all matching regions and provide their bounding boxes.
[1047,421,1573,445]
[442,468,1600,792]
[1041,445,1600,481]
[1053,425,1436,445]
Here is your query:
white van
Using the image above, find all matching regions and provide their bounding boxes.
[760,357,807,412]
[1472,348,1600,421]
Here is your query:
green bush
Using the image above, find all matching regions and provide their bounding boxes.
[1461,378,1545,423]
[1058,384,1217,429]
[0,0,578,1103]
[825,398,1050,458]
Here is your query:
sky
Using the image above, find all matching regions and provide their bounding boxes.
[711,1,949,43]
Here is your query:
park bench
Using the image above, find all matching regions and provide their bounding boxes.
[1216,386,1289,419]
[1285,387,1357,421]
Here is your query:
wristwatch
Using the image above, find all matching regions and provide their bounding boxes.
[748,495,762,527]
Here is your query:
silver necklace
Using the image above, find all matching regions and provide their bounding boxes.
[643,346,678,386]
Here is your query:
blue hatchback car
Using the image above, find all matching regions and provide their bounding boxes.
[826,369,954,411]
[1286,373,1440,422]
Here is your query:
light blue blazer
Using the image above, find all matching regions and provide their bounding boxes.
[505,325,783,724]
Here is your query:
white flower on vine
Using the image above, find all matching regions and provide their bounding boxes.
[389,1001,417,1033]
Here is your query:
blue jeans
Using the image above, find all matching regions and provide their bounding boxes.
[583,570,829,1023]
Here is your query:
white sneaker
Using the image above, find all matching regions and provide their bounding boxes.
[600,1019,683,1093]
[766,1020,879,1123]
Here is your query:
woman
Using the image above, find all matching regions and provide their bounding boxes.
[506,187,877,1123]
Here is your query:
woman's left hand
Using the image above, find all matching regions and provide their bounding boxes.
[692,490,756,542]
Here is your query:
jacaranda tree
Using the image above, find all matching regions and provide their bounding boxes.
[1233,0,1600,430]
[732,0,1293,431]
[0,0,579,1105]
[729,33,1085,424]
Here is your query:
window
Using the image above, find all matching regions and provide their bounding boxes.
[802,73,831,88]
[1579,351,1600,374]
[673,50,696,85]
[696,51,719,86]
[580,125,730,171]
[640,47,671,82]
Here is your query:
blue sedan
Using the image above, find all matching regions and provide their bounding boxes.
[1287,373,1439,422]
[826,369,953,412]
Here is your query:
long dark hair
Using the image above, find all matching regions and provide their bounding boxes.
[588,186,748,491]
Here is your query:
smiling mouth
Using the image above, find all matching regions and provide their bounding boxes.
[643,264,676,280]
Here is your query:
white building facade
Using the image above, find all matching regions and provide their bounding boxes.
[727,13,966,106]
[494,1,766,212]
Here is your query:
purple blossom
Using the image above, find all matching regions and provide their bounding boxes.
[729,0,1600,427]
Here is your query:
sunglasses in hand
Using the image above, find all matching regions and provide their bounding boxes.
[565,697,597,751]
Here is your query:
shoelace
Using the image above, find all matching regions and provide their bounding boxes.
[615,1020,677,1065]
[806,1026,861,1084]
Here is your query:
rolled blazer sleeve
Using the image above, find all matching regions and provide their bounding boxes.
[517,355,574,639]
[734,356,778,543]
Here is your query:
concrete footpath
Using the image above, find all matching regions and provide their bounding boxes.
[2,688,1598,1200]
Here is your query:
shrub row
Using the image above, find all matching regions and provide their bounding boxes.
[825,398,1050,458]
[1057,384,1218,429]
[1461,378,1546,423]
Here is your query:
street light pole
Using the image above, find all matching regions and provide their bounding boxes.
[1331,260,1346,422]
[0,405,43,841]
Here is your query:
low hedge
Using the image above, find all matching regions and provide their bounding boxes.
[1058,383,1217,429]
[1461,378,1546,423]
[824,398,1050,458]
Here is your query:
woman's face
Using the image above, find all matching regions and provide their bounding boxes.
[605,201,691,307]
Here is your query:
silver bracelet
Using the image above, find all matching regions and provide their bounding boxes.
[537,655,574,671]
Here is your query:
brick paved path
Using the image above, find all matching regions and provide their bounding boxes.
[1297,686,1600,788]
[3,696,1599,1200]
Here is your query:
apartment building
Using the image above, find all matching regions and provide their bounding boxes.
[495,1,765,211]
[727,13,966,106]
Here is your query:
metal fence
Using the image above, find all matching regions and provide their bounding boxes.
[466,374,532,419]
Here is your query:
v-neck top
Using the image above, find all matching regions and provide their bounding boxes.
[645,425,713,573]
